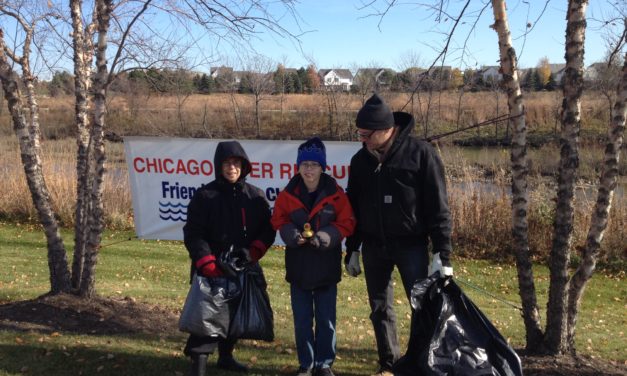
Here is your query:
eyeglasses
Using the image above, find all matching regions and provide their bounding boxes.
[300,162,321,170]
[222,158,242,167]
[355,129,376,140]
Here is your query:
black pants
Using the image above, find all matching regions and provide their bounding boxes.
[184,335,237,357]
[362,241,428,370]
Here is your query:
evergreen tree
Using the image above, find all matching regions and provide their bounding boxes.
[522,68,536,91]
[273,64,286,94]
[545,73,557,91]
[291,71,303,93]
[297,67,310,93]
[533,69,544,91]
[196,73,213,94]
[48,71,74,96]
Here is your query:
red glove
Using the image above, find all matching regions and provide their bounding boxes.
[249,240,268,262]
[195,254,223,278]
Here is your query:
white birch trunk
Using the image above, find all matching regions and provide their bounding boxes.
[70,0,95,290]
[490,0,543,348]
[566,53,626,351]
[545,0,588,354]
[78,0,112,297]
[0,30,71,293]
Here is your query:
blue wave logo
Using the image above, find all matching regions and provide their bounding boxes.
[159,201,188,222]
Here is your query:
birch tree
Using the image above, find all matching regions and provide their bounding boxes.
[544,0,589,353]
[0,3,72,294]
[566,52,626,351]
[490,0,543,348]
[1,0,300,298]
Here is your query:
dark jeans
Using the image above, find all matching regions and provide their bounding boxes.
[290,283,337,370]
[362,241,428,370]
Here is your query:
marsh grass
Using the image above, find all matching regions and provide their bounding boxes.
[0,224,624,376]
[0,137,624,266]
[0,138,131,229]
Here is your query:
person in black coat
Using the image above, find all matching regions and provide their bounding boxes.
[183,140,275,375]
[344,93,453,376]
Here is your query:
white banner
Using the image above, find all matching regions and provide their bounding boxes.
[124,136,361,240]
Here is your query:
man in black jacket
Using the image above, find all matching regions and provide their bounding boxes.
[344,93,453,376]
[183,140,276,375]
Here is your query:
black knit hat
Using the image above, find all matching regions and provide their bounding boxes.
[356,93,394,130]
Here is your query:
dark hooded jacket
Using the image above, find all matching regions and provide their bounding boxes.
[271,173,355,290]
[345,112,452,261]
[183,141,275,270]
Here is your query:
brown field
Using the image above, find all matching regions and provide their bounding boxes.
[0,91,612,141]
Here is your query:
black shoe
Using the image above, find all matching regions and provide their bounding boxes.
[217,356,249,373]
[189,354,207,376]
[315,367,335,376]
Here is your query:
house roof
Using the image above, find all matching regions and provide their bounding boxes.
[549,64,566,73]
[210,66,233,76]
[477,66,500,74]
[586,62,606,71]
[318,69,353,80]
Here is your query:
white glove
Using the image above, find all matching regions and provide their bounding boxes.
[345,252,362,277]
[429,253,453,277]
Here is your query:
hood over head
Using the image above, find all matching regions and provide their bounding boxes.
[213,141,252,181]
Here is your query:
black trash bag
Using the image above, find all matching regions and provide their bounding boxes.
[218,245,248,278]
[178,273,241,338]
[393,273,523,376]
[228,264,274,341]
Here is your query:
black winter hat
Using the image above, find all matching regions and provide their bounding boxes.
[356,93,394,130]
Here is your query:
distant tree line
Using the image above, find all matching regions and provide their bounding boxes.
[40,60,620,97]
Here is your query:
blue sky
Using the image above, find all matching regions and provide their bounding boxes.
[214,0,623,71]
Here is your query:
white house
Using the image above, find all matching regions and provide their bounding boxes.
[477,66,501,82]
[549,64,566,83]
[318,69,353,91]
[583,62,606,82]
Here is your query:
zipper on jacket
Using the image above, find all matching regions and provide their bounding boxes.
[374,162,386,243]
[241,207,248,239]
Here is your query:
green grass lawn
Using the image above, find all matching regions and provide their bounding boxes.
[0,223,625,375]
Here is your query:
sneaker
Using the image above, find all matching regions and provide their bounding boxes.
[295,367,313,376]
[315,367,335,376]
[371,369,394,376]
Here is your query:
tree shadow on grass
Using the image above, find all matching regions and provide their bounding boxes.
[0,342,378,376]
[0,293,180,336]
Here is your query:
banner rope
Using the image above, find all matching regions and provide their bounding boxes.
[98,236,137,249]
[456,278,524,314]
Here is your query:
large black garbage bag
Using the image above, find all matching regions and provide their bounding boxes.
[393,274,523,376]
[228,264,274,341]
[178,274,240,338]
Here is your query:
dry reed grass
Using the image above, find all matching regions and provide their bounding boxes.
[0,138,132,229]
[0,91,614,142]
[1,138,623,266]
[448,162,625,267]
